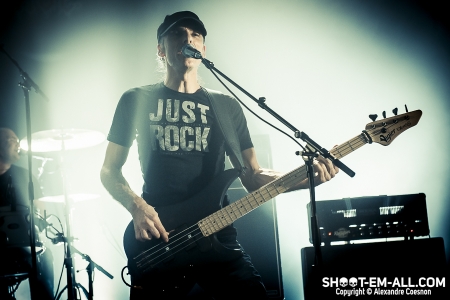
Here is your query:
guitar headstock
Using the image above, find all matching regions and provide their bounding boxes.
[364,109,422,146]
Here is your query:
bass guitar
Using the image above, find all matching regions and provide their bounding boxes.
[123,109,422,282]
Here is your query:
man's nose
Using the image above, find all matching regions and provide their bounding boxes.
[183,31,193,44]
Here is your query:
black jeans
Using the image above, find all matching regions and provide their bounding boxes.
[129,236,268,300]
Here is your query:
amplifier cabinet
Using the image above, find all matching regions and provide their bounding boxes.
[307,193,429,244]
[301,238,447,299]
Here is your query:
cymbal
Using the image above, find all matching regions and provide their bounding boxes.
[20,129,105,153]
[35,193,100,203]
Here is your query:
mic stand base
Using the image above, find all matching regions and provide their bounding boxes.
[55,283,89,300]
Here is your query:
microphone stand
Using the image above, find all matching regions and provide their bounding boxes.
[52,242,114,300]
[199,55,355,268]
[71,246,114,300]
[57,133,78,300]
[1,44,48,300]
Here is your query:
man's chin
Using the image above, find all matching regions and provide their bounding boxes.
[184,58,201,68]
[13,153,21,162]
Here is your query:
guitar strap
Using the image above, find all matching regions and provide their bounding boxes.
[201,87,245,174]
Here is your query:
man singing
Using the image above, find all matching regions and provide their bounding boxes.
[100,11,338,299]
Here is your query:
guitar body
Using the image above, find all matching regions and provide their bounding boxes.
[123,168,244,281]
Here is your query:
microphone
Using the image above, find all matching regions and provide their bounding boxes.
[181,44,202,59]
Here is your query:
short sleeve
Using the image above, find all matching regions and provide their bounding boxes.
[107,90,138,148]
[230,98,253,151]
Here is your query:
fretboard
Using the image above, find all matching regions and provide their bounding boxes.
[198,133,369,237]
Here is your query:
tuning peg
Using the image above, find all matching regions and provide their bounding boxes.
[405,104,408,112]
[369,114,378,122]
[382,111,386,119]
[392,108,398,116]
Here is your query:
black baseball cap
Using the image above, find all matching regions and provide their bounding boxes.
[157,11,207,42]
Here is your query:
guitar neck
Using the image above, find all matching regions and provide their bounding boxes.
[197,133,369,237]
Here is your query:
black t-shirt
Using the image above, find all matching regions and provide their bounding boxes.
[0,165,43,209]
[107,83,252,206]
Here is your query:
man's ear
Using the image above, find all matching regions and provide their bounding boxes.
[157,44,165,57]
[202,44,206,58]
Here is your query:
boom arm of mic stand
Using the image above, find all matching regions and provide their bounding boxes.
[0,44,49,102]
[71,246,114,279]
[201,57,355,177]
[296,131,355,177]
[69,246,113,300]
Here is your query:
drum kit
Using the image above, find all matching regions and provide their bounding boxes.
[1,128,113,300]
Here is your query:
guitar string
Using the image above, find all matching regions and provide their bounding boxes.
[135,201,257,267]
[134,201,251,263]
[134,203,252,265]
[135,222,207,262]
[136,134,369,268]
[134,120,409,272]
[136,153,321,268]
[136,166,317,267]
[134,126,402,271]
[134,194,262,263]
[135,183,292,263]
[139,164,321,268]
[135,222,204,258]
[135,190,293,268]
[137,228,205,270]
[136,169,309,269]
[134,190,265,261]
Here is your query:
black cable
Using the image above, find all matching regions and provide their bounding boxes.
[121,266,145,291]
[53,226,67,300]
[53,259,65,300]
[205,66,306,152]
[121,266,133,288]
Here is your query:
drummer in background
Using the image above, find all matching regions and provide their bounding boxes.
[0,127,54,299]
